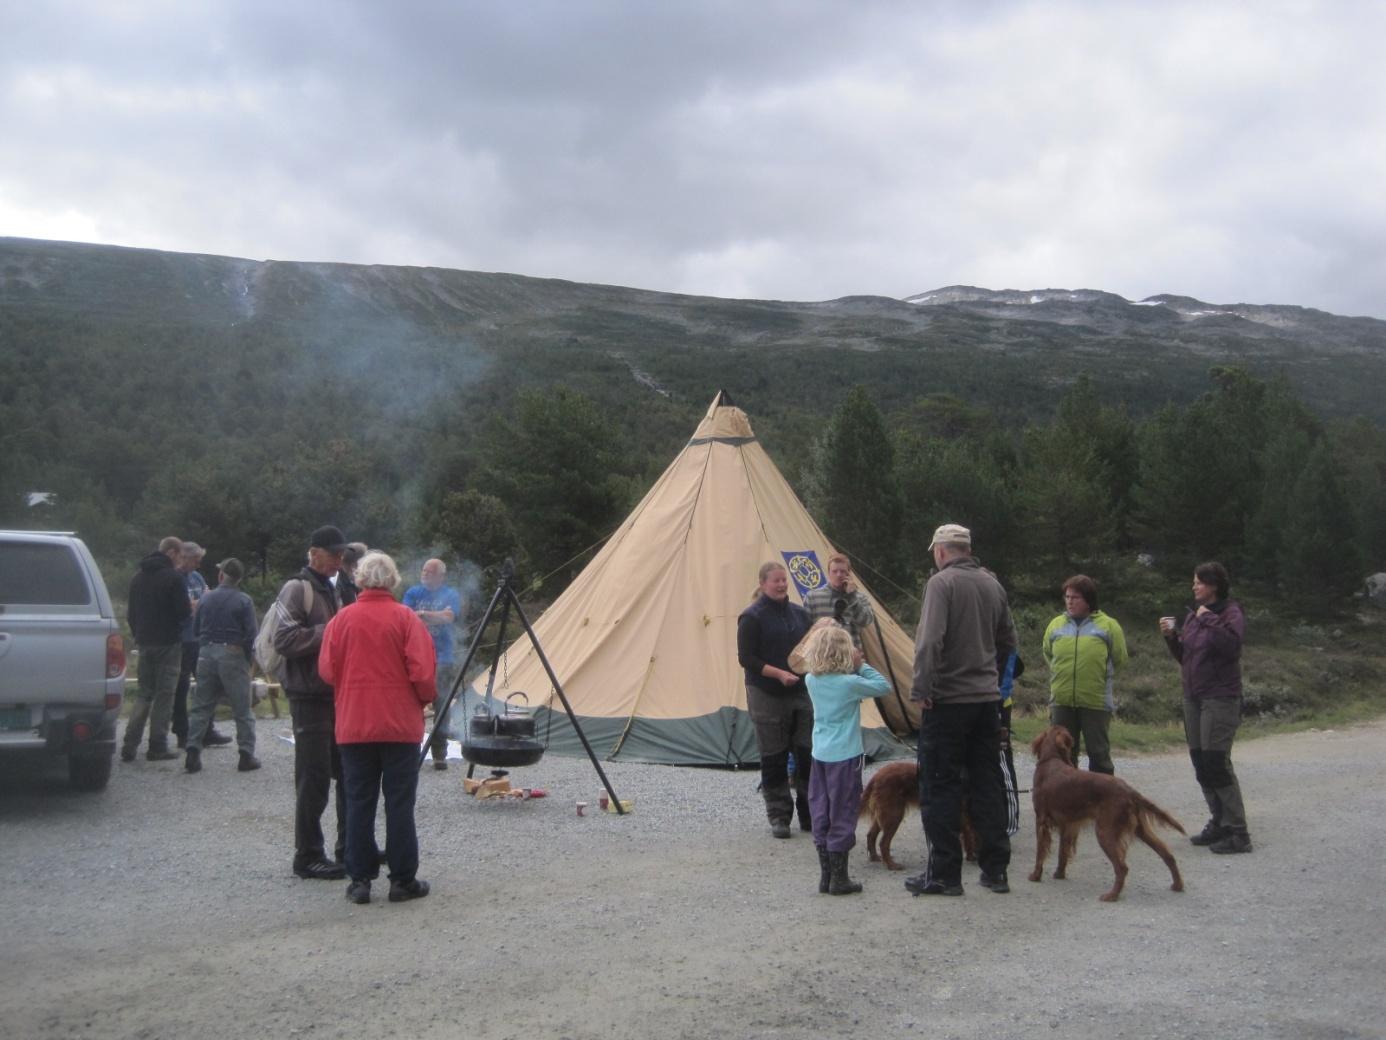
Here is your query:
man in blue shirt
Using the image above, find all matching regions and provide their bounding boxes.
[403,559,463,770]
[172,541,230,749]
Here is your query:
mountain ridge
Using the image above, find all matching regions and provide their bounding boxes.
[3,235,1385,422]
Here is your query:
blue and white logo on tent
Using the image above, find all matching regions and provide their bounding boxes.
[781,550,825,597]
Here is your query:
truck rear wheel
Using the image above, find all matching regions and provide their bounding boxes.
[69,753,113,792]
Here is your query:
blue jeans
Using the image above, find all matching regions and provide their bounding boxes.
[339,742,421,883]
[916,701,1011,885]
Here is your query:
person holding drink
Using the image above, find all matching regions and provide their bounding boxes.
[1161,562,1253,855]
[737,561,814,839]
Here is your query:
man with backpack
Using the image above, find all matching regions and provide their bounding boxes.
[273,525,352,881]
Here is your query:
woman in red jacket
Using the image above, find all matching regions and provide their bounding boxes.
[319,551,438,904]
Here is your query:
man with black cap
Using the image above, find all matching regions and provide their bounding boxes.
[185,558,260,774]
[274,525,351,880]
[905,522,1017,898]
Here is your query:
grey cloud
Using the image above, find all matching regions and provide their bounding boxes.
[2,1,1385,317]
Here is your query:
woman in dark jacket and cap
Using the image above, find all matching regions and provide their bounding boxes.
[1160,561,1252,854]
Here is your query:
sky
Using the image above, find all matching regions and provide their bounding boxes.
[3,1,1385,318]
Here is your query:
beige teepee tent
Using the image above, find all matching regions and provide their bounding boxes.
[469,391,921,766]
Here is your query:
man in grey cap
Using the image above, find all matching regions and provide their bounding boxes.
[185,558,260,774]
[905,523,1017,897]
[275,525,351,880]
[172,541,231,749]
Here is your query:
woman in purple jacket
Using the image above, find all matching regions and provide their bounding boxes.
[1160,562,1252,854]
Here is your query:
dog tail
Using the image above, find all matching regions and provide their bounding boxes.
[860,771,883,819]
[1134,793,1186,835]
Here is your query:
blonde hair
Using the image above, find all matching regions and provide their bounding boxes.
[805,625,855,676]
[356,551,401,591]
[751,560,786,601]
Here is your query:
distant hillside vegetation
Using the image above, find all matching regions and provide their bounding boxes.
[3,237,1384,585]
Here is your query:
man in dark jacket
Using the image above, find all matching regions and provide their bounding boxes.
[123,536,192,761]
[274,525,351,880]
[905,523,1017,897]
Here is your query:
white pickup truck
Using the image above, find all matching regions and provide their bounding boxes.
[0,530,127,790]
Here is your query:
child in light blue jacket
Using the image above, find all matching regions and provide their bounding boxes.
[804,624,891,895]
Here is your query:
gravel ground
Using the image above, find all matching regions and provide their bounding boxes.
[2,719,1384,1040]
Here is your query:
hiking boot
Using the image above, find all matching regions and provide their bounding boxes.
[827,851,862,896]
[203,727,233,747]
[816,846,831,894]
[145,746,177,762]
[346,879,371,905]
[184,748,202,773]
[237,751,262,772]
[904,872,963,897]
[388,878,430,903]
[770,821,792,839]
[1209,832,1253,855]
[120,746,136,763]
[1190,819,1225,846]
[978,871,1010,894]
[294,858,347,880]
[433,758,449,771]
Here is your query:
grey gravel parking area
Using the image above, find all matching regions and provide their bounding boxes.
[2,720,1384,1040]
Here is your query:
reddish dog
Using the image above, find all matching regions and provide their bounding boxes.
[860,761,975,871]
[1028,727,1185,902]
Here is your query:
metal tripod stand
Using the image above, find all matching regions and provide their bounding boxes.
[419,559,626,814]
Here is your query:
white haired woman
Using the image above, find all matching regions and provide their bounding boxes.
[319,551,438,904]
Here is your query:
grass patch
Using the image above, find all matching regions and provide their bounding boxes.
[1003,574,1386,755]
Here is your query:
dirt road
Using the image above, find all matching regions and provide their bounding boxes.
[2,721,1383,1040]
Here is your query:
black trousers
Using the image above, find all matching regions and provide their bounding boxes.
[340,742,420,884]
[917,701,1011,885]
[289,698,346,866]
[171,641,199,741]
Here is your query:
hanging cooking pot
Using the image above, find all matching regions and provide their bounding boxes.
[463,692,545,768]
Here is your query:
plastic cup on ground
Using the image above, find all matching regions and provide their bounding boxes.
[576,801,588,817]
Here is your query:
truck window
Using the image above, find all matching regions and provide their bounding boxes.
[0,543,93,606]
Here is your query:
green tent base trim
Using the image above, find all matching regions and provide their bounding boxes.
[516,704,913,767]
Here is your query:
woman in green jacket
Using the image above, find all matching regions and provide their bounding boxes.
[1042,575,1128,774]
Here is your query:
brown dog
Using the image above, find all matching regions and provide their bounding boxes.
[1028,727,1185,902]
[860,761,975,870]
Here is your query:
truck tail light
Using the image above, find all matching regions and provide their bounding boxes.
[106,633,126,679]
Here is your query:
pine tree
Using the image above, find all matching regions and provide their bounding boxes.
[894,432,1017,580]
[804,386,903,575]
[1277,440,1362,606]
